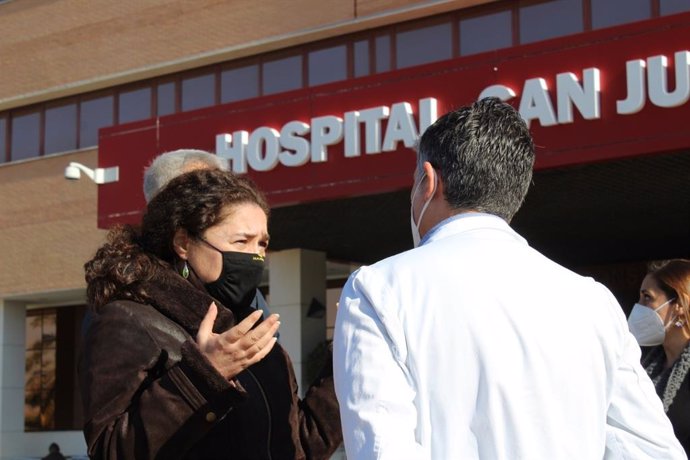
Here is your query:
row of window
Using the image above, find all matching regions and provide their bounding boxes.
[1,0,689,163]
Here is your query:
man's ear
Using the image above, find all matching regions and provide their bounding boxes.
[172,229,191,260]
[421,161,439,200]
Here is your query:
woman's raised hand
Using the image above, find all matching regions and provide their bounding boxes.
[196,302,280,380]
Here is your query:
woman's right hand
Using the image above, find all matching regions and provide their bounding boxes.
[196,302,280,381]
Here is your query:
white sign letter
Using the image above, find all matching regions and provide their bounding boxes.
[519,78,557,128]
[247,127,280,172]
[556,68,601,124]
[279,121,310,167]
[382,102,418,152]
[344,111,360,158]
[648,51,690,108]
[311,116,343,162]
[358,106,390,154]
[216,131,248,174]
[418,97,438,135]
[617,59,647,115]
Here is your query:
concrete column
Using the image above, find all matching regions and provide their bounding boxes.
[268,249,326,394]
[0,300,27,459]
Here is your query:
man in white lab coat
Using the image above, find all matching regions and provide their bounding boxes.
[333,98,686,459]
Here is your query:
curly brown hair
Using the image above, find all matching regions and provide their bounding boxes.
[84,169,269,311]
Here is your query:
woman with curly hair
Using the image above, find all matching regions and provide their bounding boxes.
[628,259,690,455]
[79,168,341,459]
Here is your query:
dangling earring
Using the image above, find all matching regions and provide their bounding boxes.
[674,305,685,328]
[181,261,189,279]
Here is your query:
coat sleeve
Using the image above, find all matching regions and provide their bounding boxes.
[79,302,247,460]
[333,269,427,460]
[603,289,687,459]
[279,342,343,460]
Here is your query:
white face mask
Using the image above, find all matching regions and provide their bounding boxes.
[627,298,676,346]
[410,170,437,248]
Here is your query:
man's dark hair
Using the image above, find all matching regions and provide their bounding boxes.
[417,97,535,221]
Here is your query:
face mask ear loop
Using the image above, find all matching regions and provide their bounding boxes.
[417,170,438,230]
[656,298,679,329]
[654,297,676,313]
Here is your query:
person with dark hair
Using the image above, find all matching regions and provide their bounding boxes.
[629,259,690,455]
[141,148,273,323]
[42,443,66,460]
[79,168,341,459]
[333,98,684,459]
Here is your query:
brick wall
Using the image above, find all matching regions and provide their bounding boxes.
[0,0,494,109]
[0,150,106,296]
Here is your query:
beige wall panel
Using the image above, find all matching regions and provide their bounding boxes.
[0,0,354,103]
[0,151,106,296]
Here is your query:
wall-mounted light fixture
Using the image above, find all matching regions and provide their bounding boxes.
[64,162,119,184]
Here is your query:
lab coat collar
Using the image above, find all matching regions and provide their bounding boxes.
[421,212,528,247]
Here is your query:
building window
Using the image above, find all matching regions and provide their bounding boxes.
[11,109,41,161]
[263,55,303,95]
[309,45,348,86]
[157,81,176,116]
[221,64,259,103]
[460,9,512,56]
[0,116,6,163]
[396,21,453,69]
[660,0,690,15]
[181,73,216,112]
[353,39,370,78]
[25,306,85,432]
[375,34,391,73]
[591,0,651,29]
[520,0,583,44]
[45,102,77,155]
[25,309,56,431]
[79,94,114,148]
[119,86,152,124]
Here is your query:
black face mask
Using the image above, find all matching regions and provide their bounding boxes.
[197,239,265,312]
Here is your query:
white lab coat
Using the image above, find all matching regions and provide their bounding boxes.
[334,214,686,460]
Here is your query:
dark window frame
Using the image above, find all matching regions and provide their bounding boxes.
[78,90,116,149]
[116,83,154,125]
[260,48,306,96]
[0,114,7,163]
[44,97,79,155]
[179,67,220,112]
[456,2,516,56]
[220,57,262,104]
[156,77,180,116]
[393,15,455,69]
[9,106,43,162]
[306,37,350,87]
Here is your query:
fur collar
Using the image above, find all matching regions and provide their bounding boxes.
[138,267,237,337]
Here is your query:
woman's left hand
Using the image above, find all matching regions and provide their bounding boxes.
[196,302,280,380]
